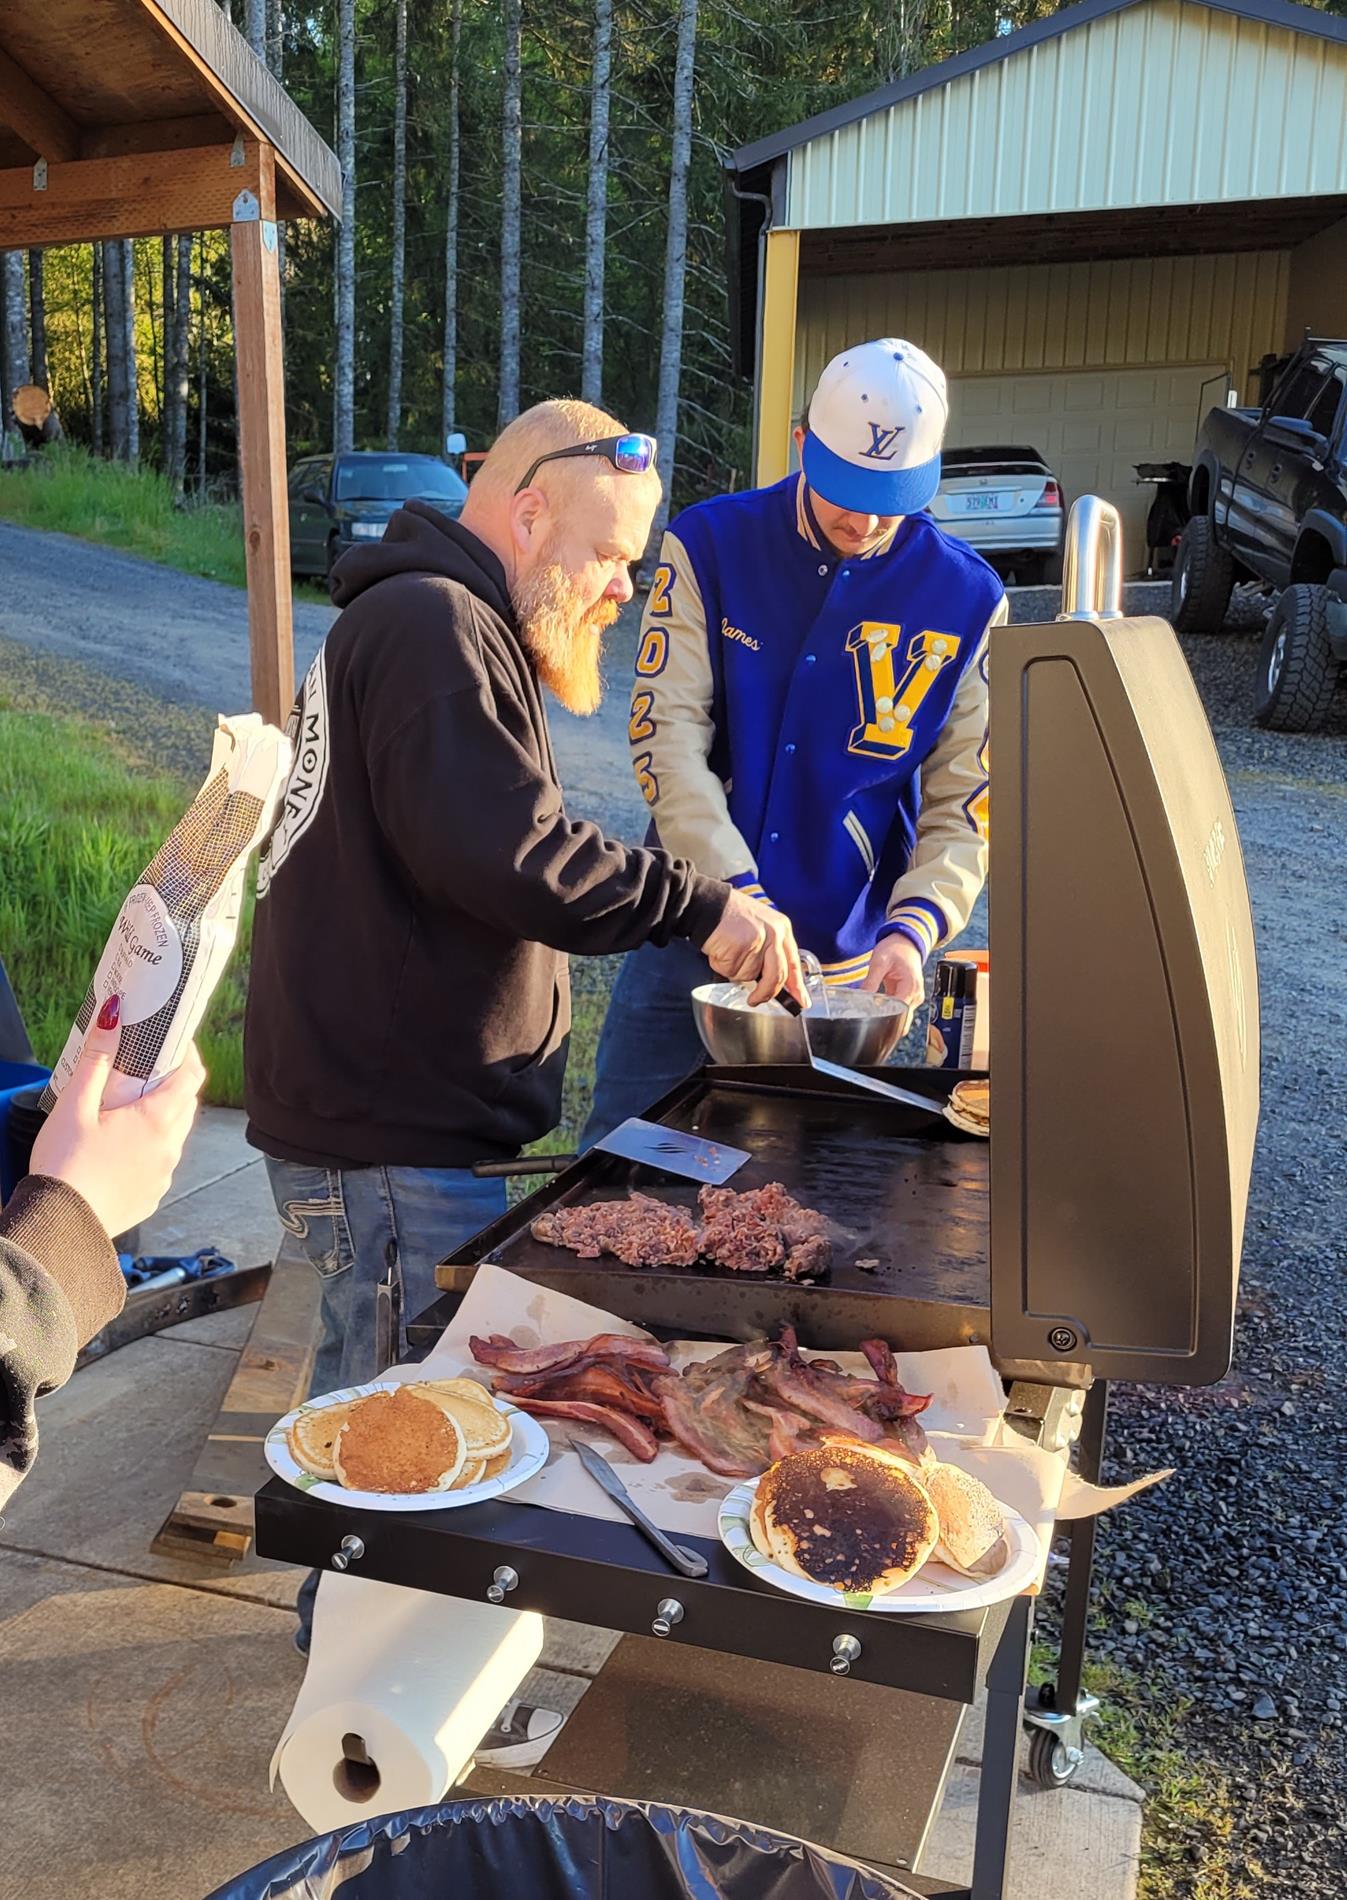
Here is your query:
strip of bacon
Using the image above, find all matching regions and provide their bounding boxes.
[469,1332,670,1375]
[496,1364,666,1422]
[507,1396,659,1462]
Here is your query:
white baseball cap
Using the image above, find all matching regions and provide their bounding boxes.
[802,338,948,515]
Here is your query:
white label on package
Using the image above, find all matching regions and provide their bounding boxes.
[98,885,185,1022]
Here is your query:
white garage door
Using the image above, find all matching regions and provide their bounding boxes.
[946,364,1227,572]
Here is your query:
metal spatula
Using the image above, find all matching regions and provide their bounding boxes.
[777,955,947,1118]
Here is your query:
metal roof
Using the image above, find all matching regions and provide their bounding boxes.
[731,0,1347,176]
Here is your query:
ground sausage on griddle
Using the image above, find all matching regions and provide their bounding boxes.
[530,1194,700,1268]
[528,1182,834,1281]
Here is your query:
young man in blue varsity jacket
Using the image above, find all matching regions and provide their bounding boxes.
[583,338,1007,1145]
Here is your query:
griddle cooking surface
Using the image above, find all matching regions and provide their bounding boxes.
[447,1070,989,1333]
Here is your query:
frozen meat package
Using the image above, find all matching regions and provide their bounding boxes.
[41,713,292,1112]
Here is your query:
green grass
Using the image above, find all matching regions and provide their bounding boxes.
[0,447,330,603]
[0,706,249,1107]
[0,447,249,585]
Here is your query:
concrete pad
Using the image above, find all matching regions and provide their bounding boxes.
[139,1161,279,1270]
[151,1106,258,1206]
[920,1762,1143,1899]
[956,1695,1144,1803]
[160,1299,262,1351]
[0,1548,308,1900]
[0,1332,298,1609]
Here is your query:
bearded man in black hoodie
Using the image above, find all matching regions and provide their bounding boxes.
[245,401,801,1406]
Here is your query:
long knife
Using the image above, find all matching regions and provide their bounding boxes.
[573,1439,709,1579]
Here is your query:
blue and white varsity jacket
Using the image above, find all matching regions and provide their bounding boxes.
[629,474,1006,981]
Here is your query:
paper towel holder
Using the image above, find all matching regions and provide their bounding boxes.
[334,1731,381,1804]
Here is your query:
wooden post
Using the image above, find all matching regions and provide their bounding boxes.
[231,143,294,726]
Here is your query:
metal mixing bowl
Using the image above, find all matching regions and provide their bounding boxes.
[691,982,911,1066]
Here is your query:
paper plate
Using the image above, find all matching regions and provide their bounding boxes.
[265,1381,549,1512]
[718,1476,1041,1613]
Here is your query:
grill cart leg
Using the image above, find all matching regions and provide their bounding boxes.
[1024,1379,1108,1788]
[971,1593,1032,1900]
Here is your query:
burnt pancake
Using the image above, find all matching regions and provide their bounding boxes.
[754,1441,939,1595]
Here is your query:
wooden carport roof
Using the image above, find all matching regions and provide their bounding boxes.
[0,0,342,723]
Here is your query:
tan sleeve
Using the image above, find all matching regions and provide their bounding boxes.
[629,530,760,888]
[884,594,1006,958]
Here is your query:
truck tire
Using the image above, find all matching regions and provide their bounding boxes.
[1254,585,1341,732]
[1170,516,1235,634]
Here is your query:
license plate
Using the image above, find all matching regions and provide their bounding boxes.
[964,493,1001,512]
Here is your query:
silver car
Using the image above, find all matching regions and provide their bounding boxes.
[929,445,1064,585]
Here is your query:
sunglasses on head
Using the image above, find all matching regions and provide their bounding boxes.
[515,432,658,495]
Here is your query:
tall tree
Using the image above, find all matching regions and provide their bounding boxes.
[121,240,140,463]
[244,0,266,54]
[649,0,698,549]
[162,237,180,487]
[28,251,47,389]
[172,237,192,495]
[580,0,613,406]
[91,243,105,457]
[441,0,462,445]
[196,236,209,493]
[103,240,130,460]
[1,253,29,432]
[497,0,523,429]
[386,0,408,449]
[267,0,287,314]
[334,0,357,451]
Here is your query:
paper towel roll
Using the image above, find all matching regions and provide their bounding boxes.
[271,1571,544,1833]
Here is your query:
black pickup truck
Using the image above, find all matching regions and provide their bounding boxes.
[1173,338,1347,731]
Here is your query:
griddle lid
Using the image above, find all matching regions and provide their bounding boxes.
[988,609,1259,1385]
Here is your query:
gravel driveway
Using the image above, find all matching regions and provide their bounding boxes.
[3,527,1346,1894]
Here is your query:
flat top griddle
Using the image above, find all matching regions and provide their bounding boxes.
[430,1065,990,1351]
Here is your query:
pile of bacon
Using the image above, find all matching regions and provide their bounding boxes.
[469,1325,931,1478]
[529,1183,832,1283]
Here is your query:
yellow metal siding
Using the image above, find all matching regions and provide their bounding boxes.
[792,251,1290,411]
[757,229,800,485]
[787,0,1347,228]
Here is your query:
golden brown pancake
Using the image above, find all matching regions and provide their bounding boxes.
[946,1079,989,1136]
[287,1401,355,1481]
[418,1381,511,1452]
[332,1388,465,1494]
[754,1441,939,1595]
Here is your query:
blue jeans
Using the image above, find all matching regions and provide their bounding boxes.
[581,937,712,1150]
[264,1158,508,1398]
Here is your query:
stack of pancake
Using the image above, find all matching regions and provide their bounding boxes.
[749,1438,1011,1595]
[287,1379,513,1495]
[946,1078,990,1138]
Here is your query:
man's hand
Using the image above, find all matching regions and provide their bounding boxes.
[703,891,806,1007]
[862,933,927,1011]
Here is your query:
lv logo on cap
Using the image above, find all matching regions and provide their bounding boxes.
[859,421,906,462]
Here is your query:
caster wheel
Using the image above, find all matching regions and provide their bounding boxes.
[1027,1725,1082,1788]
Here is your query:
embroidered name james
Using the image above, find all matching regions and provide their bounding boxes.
[721,616,760,652]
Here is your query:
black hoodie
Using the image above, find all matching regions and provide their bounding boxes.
[244,503,727,1169]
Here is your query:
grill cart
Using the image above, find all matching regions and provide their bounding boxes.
[255,499,1258,1898]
